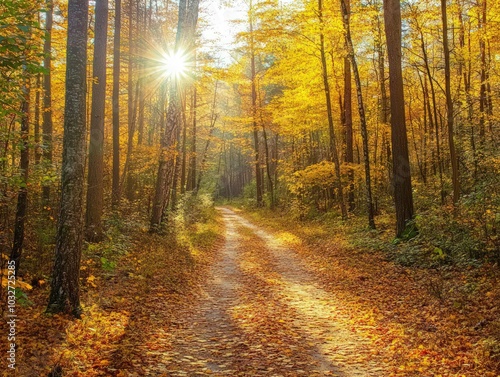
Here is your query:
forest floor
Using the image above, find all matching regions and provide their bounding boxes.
[1,206,499,376]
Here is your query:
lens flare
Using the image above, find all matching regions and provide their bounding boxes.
[160,50,189,79]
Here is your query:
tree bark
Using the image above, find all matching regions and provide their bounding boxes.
[441,0,460,204]
[47,0,88,317]
[343,3,355,212]
[10,75,30,276]
[85,0,108,242]
[383,0,415,237]
[34,73,42,164]
[421,32,444,202]
[249,2,263,207]
[341,0,376,229]
[319,0,347,220]
[180,91,188,194]
[42,0,54,205]
[112,0,122,208]
[196,82,219,192]
[124,0,136,201]
[187,86,197,192]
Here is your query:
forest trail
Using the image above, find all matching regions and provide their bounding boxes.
[158,207,386,376]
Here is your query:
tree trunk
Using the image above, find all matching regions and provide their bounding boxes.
[478,0,487,142]
[10,74,30,276]
[85,0,108,242]
[341,0,376,229]
[112,0,121,208]
[418,27,444,202]
[441,0,460,204]
[196,82,218,192]
[34,73,42,164]
[47,0,88,317]
[383,0,415,237]
[124,0,136,201]
[42,0,54,205]
[319,0,347,220]
[262,125,275,208]
[187,86,197,192]
[249,3,263,207]
[180,91,188,194]
[343,4,355,212]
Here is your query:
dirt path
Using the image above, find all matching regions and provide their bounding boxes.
[158,207,386,376]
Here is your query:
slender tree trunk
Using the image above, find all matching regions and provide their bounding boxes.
[85,0,108,242]
[376,20,388,125]
[343,0,354,212]
[383,0,415,237]
[124,0,136,201]
[478,0,487,142]
[441,0,460,204]
[47,0,88,317]
[137,7,145,146]
[34,73,42,164]
[262,125,275,208]
[180,91,188,194]
[171,110,183,208]
[341,0,375,229]
[188,86,197,192]
[137,81,145,146]
[42,0,54,205]
[112,0,121,208]
[319,0,347,220]
[10,74,30,276]
[416,70,428,183]
[196,82,218,192]
[418,28,444,202]
[249,3,263,207]
[151,83,180,228]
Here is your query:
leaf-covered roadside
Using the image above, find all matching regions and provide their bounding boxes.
[241,208,500,377]
[0,208,224,377]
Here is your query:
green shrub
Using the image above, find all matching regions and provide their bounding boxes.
[174,192,215,230]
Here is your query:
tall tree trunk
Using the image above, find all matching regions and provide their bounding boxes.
[34,73,42,164]
[42,0,54,205]
[85,0,108,242]
[187,86,197,192]
[478,0,487,142]
[249,3,263,207]
[343,0,354,212]
[124,0,136,201]
[341,0,376,229]
[196,82,218,193]
[319,0,347,220]
[262,125,275,208]
[112,0,122,208]
[375,14,388,125]
[441,0,460,204]
[180,91,188,194]
[47,0,88,317]
[10,74,30,276]
[383,0,415,237]
[418,28,444,203]
[171,129,182,209]
[151,85,180,228]
[137,3,145,146]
